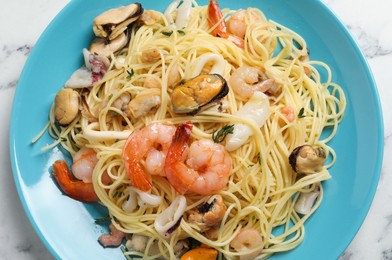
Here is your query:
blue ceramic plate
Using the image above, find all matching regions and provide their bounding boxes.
[10,0,384,259]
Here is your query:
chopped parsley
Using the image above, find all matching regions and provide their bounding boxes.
[177,30,185,35]
[161,31,173,36]
[297,107,305,118]
[212,125,234,143]
[126,69,134,79]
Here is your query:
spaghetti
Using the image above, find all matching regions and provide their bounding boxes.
[42,0,346,259]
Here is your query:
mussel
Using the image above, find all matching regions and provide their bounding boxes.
[171,74,229,115]
[93,3,144,40]
[90,3,143,57]
[289,144,327,174]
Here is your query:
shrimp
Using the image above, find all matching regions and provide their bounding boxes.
[164,123,233,195]
[280,106,295,123]
[72,147,98,183]
[207,0,244,48]
[229,66,279,100]
[230,228,263,260]
[52,160,99,202]
[227,9,263,39]
[122,123,177,191]
[98,223,125,247]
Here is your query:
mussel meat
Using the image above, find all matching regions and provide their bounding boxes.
[171,74,229,115]
[289,144,327,174]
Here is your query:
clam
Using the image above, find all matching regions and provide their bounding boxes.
[93,3,144,40]
[171,74,229,115]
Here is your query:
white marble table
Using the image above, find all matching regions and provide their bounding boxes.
[1,0,391,259]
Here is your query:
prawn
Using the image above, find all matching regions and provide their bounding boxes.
[230,228,263,260]
[226,9,263,39]
[229,66,280,100]
[207,0,244,48]
[98,223,125,247]
[52,160,99,202]
[71,147,98,183]
[164,123,233,195]
[122,123,177,191]
[280,106,295,123]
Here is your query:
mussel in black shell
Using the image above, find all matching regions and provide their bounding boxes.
[171,74,229,115]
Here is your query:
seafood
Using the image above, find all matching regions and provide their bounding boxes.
[122,186,162,212]
[137,10,160,26]
[154,195,187,238]
[230,228,263,260]
[98,223,125,247]
[180,246,218,260]
[127,88,161,118]
[225,92,270,151]
[171,74,229,115]
[280,106,295,123]
[165,123,233,195]
[111,92,131,112]
[164,0,192,28]
[229,66,279,100]
[52,160,99,202]
[141,48,161,63]
[54,88,80,126]
[122,123,176,191]
[189,53,226,78]
[295,184,320,215]
[65,49,109,88]
[71,147,98,183]
[227,9,263,39]
[207,0,244,48]
[289,144,327,174]
[93,3,143,40]
[188,195,227,232]
[89,32,128,57]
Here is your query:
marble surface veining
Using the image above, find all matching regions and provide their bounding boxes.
[1,0,391,259]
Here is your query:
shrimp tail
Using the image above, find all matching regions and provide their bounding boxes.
[52,160,99,202]
[165,122,195,194]
[128,162,153,192]
[122,132,153,192]
[207,0,228,38]
[207,0,244,48]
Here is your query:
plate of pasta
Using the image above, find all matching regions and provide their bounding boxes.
[10,0,383,259]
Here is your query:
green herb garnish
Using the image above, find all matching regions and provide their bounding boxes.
[161,31,173,36]
[126,69,134,79]
[176,0,184,8]
[60,137,67,142]
[177,30,185,35]
[257,152,262,165]
[212,125,234,143]
[297,107,305,118]
[108,94,113,100]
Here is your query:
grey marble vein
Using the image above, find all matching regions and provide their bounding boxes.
[0,44,33,90]
[347,25,392,59]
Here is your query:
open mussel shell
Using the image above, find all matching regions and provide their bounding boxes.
[171,74,229,115]
[93,3,144,39]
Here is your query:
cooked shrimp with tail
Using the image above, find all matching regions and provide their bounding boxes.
[164,123,233,195]
[122,123,177,191]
